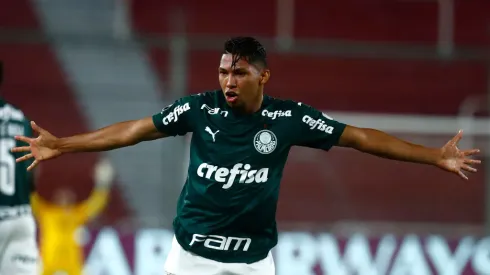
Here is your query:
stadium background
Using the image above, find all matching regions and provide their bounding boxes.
[1,0,489,274]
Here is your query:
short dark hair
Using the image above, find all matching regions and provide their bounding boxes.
[223,37,267,69]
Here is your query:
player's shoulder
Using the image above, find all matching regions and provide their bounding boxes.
[264,96,338,122]
[194,90,222,103]
[188,90,227,111]
[176,90,220,106]
[264,96,318,113]
[0,98,27,122]
[158,90,220,115]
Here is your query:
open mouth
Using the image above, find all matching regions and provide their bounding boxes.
[225,91,238,103]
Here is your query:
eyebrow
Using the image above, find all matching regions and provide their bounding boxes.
[219,67,247,72]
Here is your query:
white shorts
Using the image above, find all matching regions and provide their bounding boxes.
[0,213,39,275]
[164,236,275,275]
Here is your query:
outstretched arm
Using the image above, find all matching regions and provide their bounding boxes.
[56,117,166,152]
[12,117,167,170]
[12,95,196,171]
[338,125,481,180]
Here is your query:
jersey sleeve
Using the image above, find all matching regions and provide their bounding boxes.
[151,96,196,136]
[291,102,346,151]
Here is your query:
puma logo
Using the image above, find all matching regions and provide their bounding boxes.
[205,126,219,142]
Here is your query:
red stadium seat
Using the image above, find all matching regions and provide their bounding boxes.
[133,0,489,48]
[132,0,275,37]
[265,54,487,115]
[454,0,490,47]
[0,0,39,29]
[294,0,438,44]
[277,146,485,225]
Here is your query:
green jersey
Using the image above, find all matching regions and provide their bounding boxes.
[152,90,346,263]
[0,99,34,208]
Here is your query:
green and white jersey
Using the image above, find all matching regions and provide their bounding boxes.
[152,90,346,264]
[0,99,34,208]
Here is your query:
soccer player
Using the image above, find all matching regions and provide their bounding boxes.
[12,37,480,275]
[0,62,40,274]
[31,158,113,275]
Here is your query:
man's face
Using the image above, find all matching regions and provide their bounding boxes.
[219,54,269,111]
[54,188,76,206]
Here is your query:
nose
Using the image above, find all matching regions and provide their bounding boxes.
[226,74,237,88]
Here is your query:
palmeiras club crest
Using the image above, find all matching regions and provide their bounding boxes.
[254,130,277,154]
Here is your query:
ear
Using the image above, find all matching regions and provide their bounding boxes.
[260,69,270,85]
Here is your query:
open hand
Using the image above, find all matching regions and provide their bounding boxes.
[436,130,481,180]
[11,121,62,171]
[94,158,115,189]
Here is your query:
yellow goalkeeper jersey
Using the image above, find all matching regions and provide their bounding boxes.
[31,189,109,275]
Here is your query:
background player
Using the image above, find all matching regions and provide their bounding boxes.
[11,37,481,275]
[31,158,113,275]
[0,62,40,274]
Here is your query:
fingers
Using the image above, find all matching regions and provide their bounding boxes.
[451,130,463,145]
[458,170,469,180]
[16,153,33,163]
[462,149,480,156]
[10,146,31,153]
[14,135,34,144]
[27,160,39,171]
[457,161,479,180]
[30,121,44,134]
[464,158,481,165]
[461,164,477,173]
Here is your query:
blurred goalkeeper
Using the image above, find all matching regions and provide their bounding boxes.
[32,158,114,275]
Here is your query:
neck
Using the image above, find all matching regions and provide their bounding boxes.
[249,93,264,113]
[234,93,263,115]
